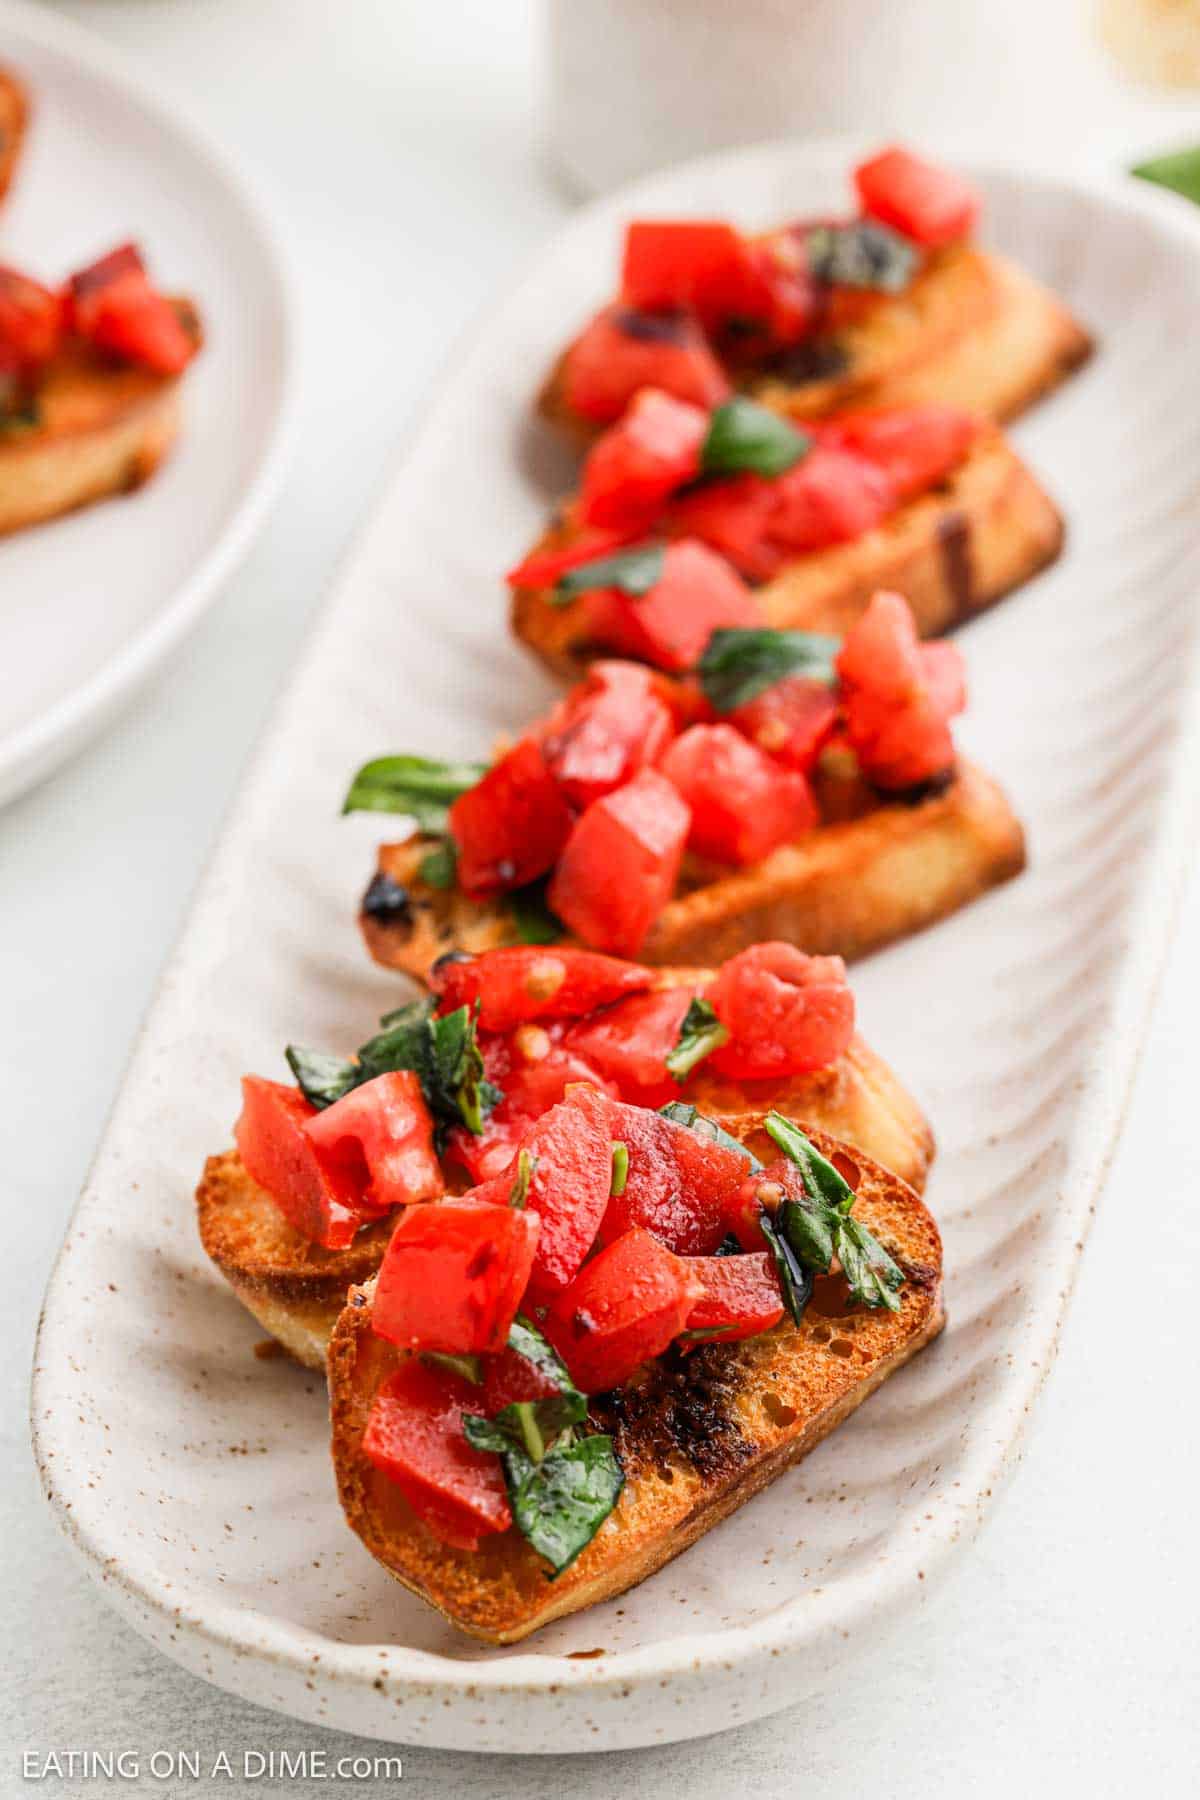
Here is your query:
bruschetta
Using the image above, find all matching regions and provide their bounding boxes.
[328,1099,945,1643]
[0,243,202,535]
[0,66,27,206]
[354,592,1025,979]
[196,943,934,1367]
[510,394,1063,675]
[540,146,1090,447]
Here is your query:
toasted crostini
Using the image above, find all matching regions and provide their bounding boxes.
[328,1115,945,1644]
[0,67,28,206]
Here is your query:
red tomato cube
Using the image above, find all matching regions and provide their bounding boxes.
[681,1250,785,1344]
[817,406,978,502]
[660,723,817,865]
[584,539,764,674]
[363,1360,511,1549]
[854,147,980,249]
[69,241,197,374]
[448,737,572,898]
[705,942,855,1080]
[234,1076,365,1249]
[512,1098,614,1297]
[665,473,780,579]
[547,768,691,956]
[767,445,894,553]
[563,304,730,424]
[564,985,697,1108]
[578,388,708,530]
[480,1341,564,1415]
[545,1227,702,1392]
[432,943,653,1031]
[0,263,63,370]
[302,1071,443,1216]
[621,220,746,314]
[835,590,964,788]
[729,675,839,772]
[542,660,678,811]
[372,1198,539,1355]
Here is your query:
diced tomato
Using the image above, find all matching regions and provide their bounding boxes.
[705,943,855,1080]
[767,445,894,552]
[0,264,63,371]
[444,1046,616,1184]
[564,985,697,1108]
[578,388,708,531]
[512,1098,614,1297]
[363,1360,511,1549]
[664,473,781,580]
[854,147,980,249]
[233,1076,364,1250]
[302,1071,442,1216]
[432,943,654,1032]
[817,406,978,501]
[547,768,690,957]
[545,1226,702,1392]
[563,304,731,424]
[716,230,817,354]
[506,525,644,589]
[729,675,840,772]
[372,1198,539,1355]
[448,738,572,898]
[480,1341,563,1414]
[68,242,196,375]
[570,1086,755,1255]
[660,723,816,865]
[681,1250,784,1344]
[835,590,965,788]
[542,661,677,810]
[621,220,746,316]
[583,538,763,674]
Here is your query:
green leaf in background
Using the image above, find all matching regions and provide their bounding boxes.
[553,542,666,605]
[700,397,811,479]
[341,754,486,828]
[697,627,840,712]
[1132,146,1200,207]
[805,220,917,293]
[664,997,731,1080]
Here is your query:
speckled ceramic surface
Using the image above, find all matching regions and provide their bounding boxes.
[31,146,1200,1751]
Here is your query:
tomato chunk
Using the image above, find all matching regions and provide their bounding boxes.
[706,943,855,1080]
[548,767,690,956]
[506,525,644,589]
[854,146,980,249]
[542,661,677,811]
[767,445,894,552]
[665,473,780,579]
[660,723,816,865]
[564,986,697,1108]
[621,220,746,316]
[432,944,654,1031]
[69,241,197,374]
[836,590,965,788]
[545,1227,701,1392]
[363,1360,511,1549]
[0,264,62,372]
[681,1250,784,1344]
[563,304,730,424]
[448,737,572,898]
[817,406,978,501]
[578,388,708,530]
[480,1340,563,1414]
[234,1076,364,1249]
[583,539,763,674]
[444,1047,616,1185]
[570,1087,755,1255]
[513,1098,614,1297]
[302,1071,442,1216]
[372,1198,539,1354]
[729,675,839,772]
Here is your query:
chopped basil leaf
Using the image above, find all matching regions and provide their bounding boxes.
[419,839,458,889]
[423,1351,481,1385]
[805,221,917,293]
[507,1316,577,1395]
[284,1044,357,1110]
[510,880,565,944]
[341,754,486,828]
[508,1149,536,1210]
[1132,147,1200,207]
[658,1100,761,1168]
[759,1206,816,1326]
[610,1141,629,1197]
[764,1112,904,1312]
[698,627,840,712]
[553,542,666,605]
[665,997,730,1081]
[701,397,810,479]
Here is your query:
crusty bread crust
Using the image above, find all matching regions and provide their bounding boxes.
[0,300,200,537]
[328,1122,945,1643]
[539,244,1092,445]
[361,758,1025,978]
[512,426,1063,677]
[0,67,28,206]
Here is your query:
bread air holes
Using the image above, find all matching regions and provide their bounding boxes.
[761,1392,797,1428]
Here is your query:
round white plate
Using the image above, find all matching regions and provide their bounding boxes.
[31,142,1200,1748]
[0,0,294,806]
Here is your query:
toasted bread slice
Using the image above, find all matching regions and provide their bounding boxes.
[0,301,200,537]
[328,1121,945,1643]
[0,67,28,207]
[361,758,1024,978]
[540,246,1092,447]
[512,426,1063,678]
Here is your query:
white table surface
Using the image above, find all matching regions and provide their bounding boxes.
[5,3,1200,1793]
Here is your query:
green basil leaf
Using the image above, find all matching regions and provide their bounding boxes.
[698,626,840,712]
[462,1414,512,1456]
[759,1207,816,1326]
[764,1113,854,1212]
[341,754,487,827]
[701,397,810,478]
[285,1044,357,1111]
[508,1434,625,1577]
[419,839,458,889]
[765,1111,906,1312]
[1132,146,1200,207]
[553,543,666,605]
[509,880,565,945]
[805,221,917,293]
[658,1100,761,1169]
[834,1215,904,1314]
[777,1196,836,1274]
[423,1351,482,1385]
[507,1149,537,1210]
[664,997,731,1081]
[507,1316,579,1400]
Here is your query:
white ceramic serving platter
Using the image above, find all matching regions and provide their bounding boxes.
[0,0,294,806]
[32,143,1200,1751]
